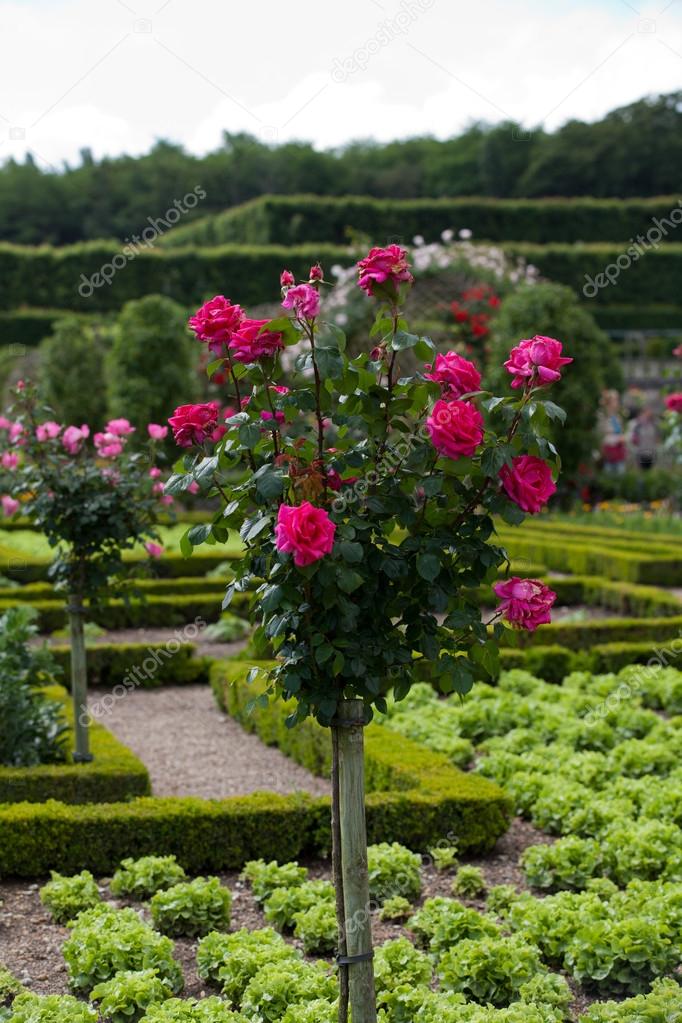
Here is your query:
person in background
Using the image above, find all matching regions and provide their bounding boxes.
[597,389,627,474]
[628,405,659,471]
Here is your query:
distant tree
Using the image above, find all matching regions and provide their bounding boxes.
[39,317,110,428]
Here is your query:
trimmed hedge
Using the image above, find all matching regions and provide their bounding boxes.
[159,194,682,248]
[510,614,682,650]
[0,592,237,632]
[50,642,210,689]
[498,534,682,585]
[1,238,681,316]
[498,638,682,683]
[592,304,682,331]
[0,576,229,603]
[0,548,237,582]
[0,308,101,346]
[0,662,510,877]
[478,575,682,618]
[0,686,150,804]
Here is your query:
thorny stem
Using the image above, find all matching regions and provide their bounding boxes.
[261,366,281,458]
[223,348,257,472]
[306,320,328,495]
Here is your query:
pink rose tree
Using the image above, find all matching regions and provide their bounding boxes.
[0,385,165,762]
[167,245,570,1023]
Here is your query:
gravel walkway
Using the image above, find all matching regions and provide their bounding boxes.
[89,685,330,799]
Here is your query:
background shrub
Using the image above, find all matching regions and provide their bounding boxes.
[38,316,110,427]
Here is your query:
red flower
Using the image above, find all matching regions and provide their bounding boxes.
[493,577,556,631]
[499,455,556,514]
[424,352,481,399]
[426,399,484,460]
[168,403,219,447]
[357,245,414,298]
[229,318,284,363]
[505,336,572,390]
[188,296,244,355]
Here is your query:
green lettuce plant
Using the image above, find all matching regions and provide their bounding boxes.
[110,855,188,899]
[39,869,101,924]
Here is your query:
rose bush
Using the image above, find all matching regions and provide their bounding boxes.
[169,244,569,724]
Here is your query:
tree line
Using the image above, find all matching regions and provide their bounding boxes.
[1,92,681,246]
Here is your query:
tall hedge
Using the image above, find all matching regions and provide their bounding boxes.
[38,316,110,427]
[107,295,197,431]
[159,194,682,248]
[485,282,623,476]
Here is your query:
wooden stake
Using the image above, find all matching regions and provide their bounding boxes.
[331,725,349,1023]
[336,699,377,1023]
[69,592,92,763]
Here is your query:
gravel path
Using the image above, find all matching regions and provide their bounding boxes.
[89,685,330,799]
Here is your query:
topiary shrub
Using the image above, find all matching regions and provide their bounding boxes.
[107,295,197,434]
[38,316,110,428]
[485,281,622,477]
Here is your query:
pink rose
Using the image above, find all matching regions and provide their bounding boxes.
[149,467,162,479]
[309,263,324,281]
[8,423,24,444]
[187,480,200,495]
[424,352,481,399]
[280,269,295,287]
[499,455,556,514]
[282,283,320,319]
[106,418,135,436]
[168,403,219,447]
[94,432,124,458]
[62,425,89,455]
[152,481,165,495]
[188,296,244,354]
[148,423,168,441]
[426,399,484,460]
[357,244,414,298]
[36,421,62,442]
[504,336,573,390]
[665,393,682,413]
[1,452,18,470]
[275,501,336,567]
[673,344,682,359]
[145,541,164,558]
[1,495,19,517]
[229,318,284,363]
[0,417,11,431]
[160,494,174,506]
[493,577,556,631]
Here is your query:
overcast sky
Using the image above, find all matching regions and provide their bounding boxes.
[1,0,681,170]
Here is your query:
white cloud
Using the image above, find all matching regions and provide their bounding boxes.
[0,0,680,166]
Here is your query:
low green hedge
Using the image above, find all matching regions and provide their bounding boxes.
[0,307,100,346]
[50,642,210,689]
[511,614,682,649]
[0,546,235,582]
[0,663,509,877]
[498,638,682,683]
[478,575,682,618]
[592,304,682,331]
[0,577,229,603]
[499,534,682,584]
[0,686,150,804]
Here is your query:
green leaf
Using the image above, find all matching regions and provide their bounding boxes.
[179,531,193,558]
[416,553,441,582]
[254,466,284,501]
[414,337,436,361]
[239,424,262,448]
[338,540,363,563]
[206,358,225,378]
[541,400,567,424]
[188,524,212,545]
[337,567,364,594]
[391,330,420,351]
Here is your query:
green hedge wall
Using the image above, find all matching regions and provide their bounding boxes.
[592,304,682,331]
[0,592,237,632]
[0,308,100,346]
[478,575,682,618]
[498,638,682,683]
[0,238,681,318]
[508,614,682,650]
[498,534,682,584]
[50,642,210,689]
[0,547,236,581]
[0,686,150,804]
[0,662,510,876]
[159,194,682,248]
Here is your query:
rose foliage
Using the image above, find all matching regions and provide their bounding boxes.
[168,248,569,725]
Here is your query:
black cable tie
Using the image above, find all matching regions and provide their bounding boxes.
[336,951,374,965]
[329,718,363,729]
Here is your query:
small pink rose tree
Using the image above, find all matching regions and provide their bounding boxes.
[0,387,165,760]
[168,249,571,1023]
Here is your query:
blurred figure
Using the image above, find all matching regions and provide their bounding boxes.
[628,405,659,471]
[597,390,627,474]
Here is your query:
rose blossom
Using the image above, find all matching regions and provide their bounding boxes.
[36,421,62,442]
[229,318,284,363]
[275,501,336,567]
[148,423,168,440]
[8,423,24,444]
[499,455,556,514]
[62,425,89,455]
[505,336,573,390]
[0,417,11,431]
[1,495,19,517]
[424,352,481,399]
[493,577,556,631]
[168,403,219,447]
[426,399,484,460]
[1,452,18,470]
[187,480,200,495]
[280,269,295,287]
[309,263,324,281]
[145,542,164,558]
[94,432,124,458]
[188,296,244,354]
[149,466,162,479]
[665,393,682,413]
[282,283,320,319]
[673,344,682,359]
[106,418,135,436]
[152,482,165,495]
[357,244,414,297]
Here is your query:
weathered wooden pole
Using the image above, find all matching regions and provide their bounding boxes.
[335,699,377,1023]
[68,590,92,762]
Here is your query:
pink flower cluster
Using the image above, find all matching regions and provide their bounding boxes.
[189,295,284,363]
[94,418,135,459]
